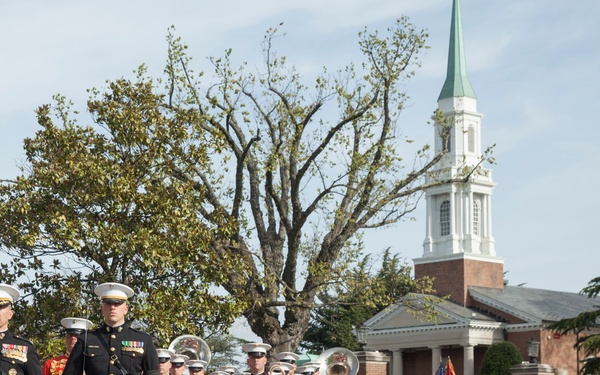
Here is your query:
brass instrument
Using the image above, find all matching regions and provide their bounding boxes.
[267,363,287,375]
[316,347,359,375]
[168,335,212,365]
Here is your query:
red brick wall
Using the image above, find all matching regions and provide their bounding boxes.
[414,258,504,305]
[357,361,387,375]
[355,351,390,375]
[506,330,580,374]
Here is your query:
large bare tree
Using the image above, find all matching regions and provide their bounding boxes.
[0,18,486,355]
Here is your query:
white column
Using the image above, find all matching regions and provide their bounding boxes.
[460,188,467,252]
[392,349,403,375]
[486,194,493,237]
[431,347,441,373]
[467,191,473,235]
[424,195,433,255]
[463,345,475,375]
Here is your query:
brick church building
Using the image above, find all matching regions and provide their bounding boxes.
[358,1,600,374]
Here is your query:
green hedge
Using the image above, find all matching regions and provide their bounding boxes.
[478,341,523,375]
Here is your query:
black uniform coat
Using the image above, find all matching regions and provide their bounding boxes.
[0,330,43,375]
[62,324,158,375]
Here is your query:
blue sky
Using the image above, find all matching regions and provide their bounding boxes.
[1,0,599,303]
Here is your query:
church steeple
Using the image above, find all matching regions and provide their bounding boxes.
[413,0,503,307]
[438,0,476,101]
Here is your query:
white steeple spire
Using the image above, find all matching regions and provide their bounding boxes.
[417,0,498,262]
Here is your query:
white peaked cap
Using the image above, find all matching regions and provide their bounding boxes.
[268,362,294,373]
[171,354,190,364]
[275,352,300,362]
[61,317,93,333]
[157,349,176,359]
[186,360,208,370]
[0,284,20,304]
[217,366,238,374]
[296,365,319,374]
[94,282,134,302]
[242,342,272,354]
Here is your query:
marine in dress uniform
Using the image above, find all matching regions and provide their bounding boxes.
[215,365,236,375]
[156,349,174,375]
[185,360,207,375]
[294,364,319,375]
[242,343,271,375]
[167,354,187,375]
[273,352,299,375]
[266,362,293,375]
[62,283,159,375]
[0,284,43,375]
[297,363,321,375]
[43,317,93,375]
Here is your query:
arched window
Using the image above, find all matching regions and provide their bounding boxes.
[440,200,450,236]
[468,126,475,153]
[473,200,480,236]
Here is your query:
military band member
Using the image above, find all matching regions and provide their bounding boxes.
[157,349,175,375]
[168,354,188,375]
[273,353,299,374]
[0,284,43,375]
[298,363,321,375]
[267,362,292,375]
[294,364,319,375]
[242,343,271,375]
[216,366,237,375]
[185,360,207,375]
[43,318,93,375]
[62,282,159,375]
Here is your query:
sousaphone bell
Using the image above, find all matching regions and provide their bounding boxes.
[316,347,359,375]
[168,335,212,365]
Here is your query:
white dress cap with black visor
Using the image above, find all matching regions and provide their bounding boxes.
[94,282,134,304]
[242,342,272,358]
[61,317,93,335]
[186,360,208,372]
[0,284,21,307]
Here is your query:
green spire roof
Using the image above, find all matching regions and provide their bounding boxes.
[438,0,476,100]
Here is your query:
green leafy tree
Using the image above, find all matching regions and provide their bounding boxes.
[204,334,248,371]
[301,248,431,352]
[549,277,600,375]
[478,341,523,375]
[0,17,489,356]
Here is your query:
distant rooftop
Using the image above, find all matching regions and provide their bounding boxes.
[470,285,600,322]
